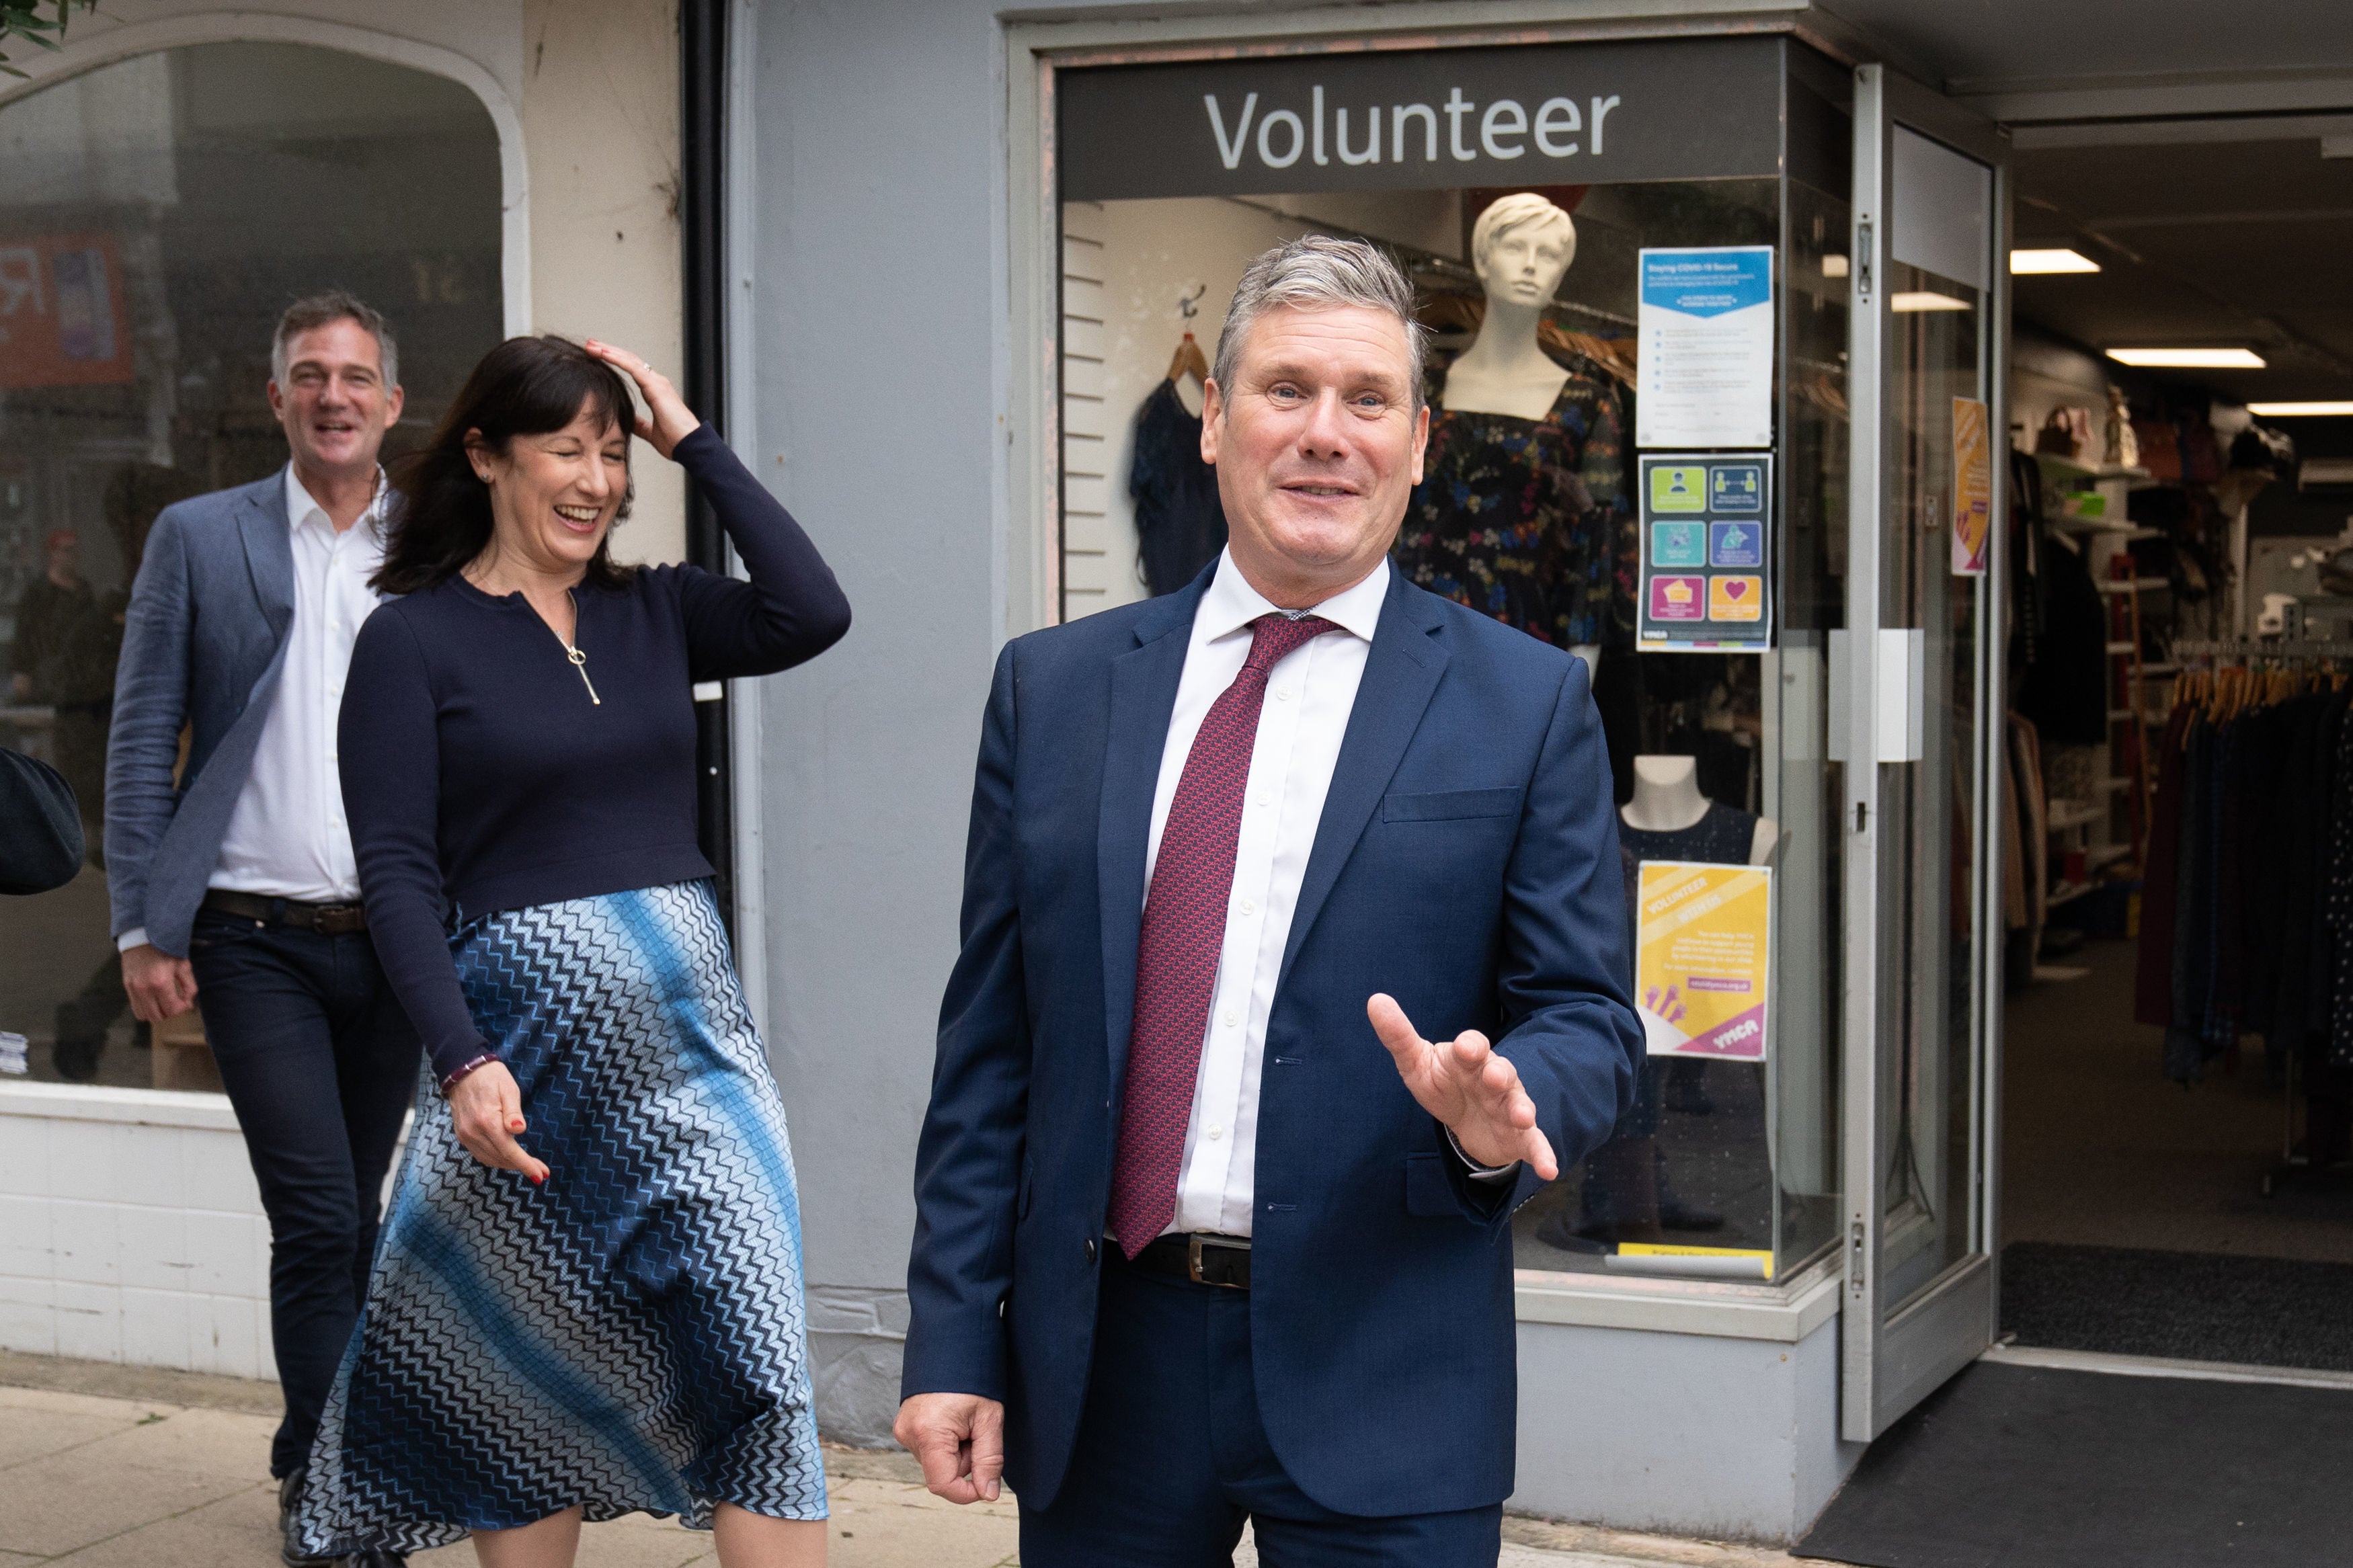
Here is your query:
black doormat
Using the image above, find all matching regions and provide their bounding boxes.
[2001,1241,2353,1371]
[1797,1360,2353,1568]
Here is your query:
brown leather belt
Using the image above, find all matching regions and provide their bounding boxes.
[1127,1233,1251,1290]
[200,889,368,936]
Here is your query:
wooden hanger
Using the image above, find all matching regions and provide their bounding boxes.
[1167,330,1209,386]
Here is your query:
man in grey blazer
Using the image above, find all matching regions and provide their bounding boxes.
[106,292,417,1568]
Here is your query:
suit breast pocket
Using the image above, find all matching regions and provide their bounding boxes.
[1380,786,1524,824]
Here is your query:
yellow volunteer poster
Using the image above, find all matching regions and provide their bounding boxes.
[1634,860,1771,1061]
[1951,395,1992,576]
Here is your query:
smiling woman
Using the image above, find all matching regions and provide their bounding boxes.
[376,335,639,596]
[295,331,853,1563]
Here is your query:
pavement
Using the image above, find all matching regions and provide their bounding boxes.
[0,1352,1790,1567]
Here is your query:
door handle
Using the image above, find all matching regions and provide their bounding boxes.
[1825,628,1923,764]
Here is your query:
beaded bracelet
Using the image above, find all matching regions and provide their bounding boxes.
[438,1053,497,1098]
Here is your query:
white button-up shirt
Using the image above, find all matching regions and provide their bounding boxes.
[205,466,387,903]
[1146,550,1390,1239]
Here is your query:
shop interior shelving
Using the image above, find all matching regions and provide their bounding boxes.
[2034,452,2155,915]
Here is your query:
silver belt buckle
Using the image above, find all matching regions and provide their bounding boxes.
[1186,1233,1249,1288]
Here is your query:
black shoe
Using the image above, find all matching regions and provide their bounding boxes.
[279,1469,334,1568]
[1533,1208,1613,1253]
[1657,1195,1726,1232]
[50,1036,102,1082]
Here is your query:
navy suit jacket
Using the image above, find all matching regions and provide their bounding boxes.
[104,473,327,956]
[903,564,1643,1518]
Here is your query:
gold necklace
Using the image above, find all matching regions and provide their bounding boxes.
[561,589,600,706]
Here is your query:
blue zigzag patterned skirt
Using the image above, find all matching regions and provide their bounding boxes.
[295,880,825,1555]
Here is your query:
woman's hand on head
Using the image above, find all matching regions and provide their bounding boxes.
[448,1061,549,1184]
[584,339,701,461]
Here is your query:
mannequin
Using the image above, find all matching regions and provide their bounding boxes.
[1446,193,1593,672]
[1441,198,1577,421]
[1396,190,1624,668]
[1621,754,1778,864]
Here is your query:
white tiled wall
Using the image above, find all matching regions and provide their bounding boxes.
[0,1081,277,1380]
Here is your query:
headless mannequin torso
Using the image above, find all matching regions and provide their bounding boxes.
[1620,754,1778,865]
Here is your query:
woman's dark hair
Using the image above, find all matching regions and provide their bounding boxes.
[374,335,638,594]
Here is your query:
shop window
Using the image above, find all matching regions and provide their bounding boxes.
[0,44,503,1092]
[1055,36,1851,1283]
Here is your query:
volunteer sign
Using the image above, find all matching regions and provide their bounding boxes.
[1058,36,1784,201]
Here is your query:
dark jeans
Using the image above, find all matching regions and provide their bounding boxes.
[1019,1251,1503,1566]
[188,908,419,1478]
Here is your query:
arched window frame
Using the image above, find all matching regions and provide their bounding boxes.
[0,11,530,333]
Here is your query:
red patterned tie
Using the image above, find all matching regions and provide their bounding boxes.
[1108,612,1337,1257]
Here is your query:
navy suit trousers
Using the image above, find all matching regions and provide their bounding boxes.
[188,909,417,1477]
[1019,1249,1504,1567]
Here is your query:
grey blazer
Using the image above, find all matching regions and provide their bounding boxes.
[104,473,308,957]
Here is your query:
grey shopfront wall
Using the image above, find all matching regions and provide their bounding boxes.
[727,0,2353,1542]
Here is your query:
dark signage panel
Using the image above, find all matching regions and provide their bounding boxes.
[1059,36,1785,202]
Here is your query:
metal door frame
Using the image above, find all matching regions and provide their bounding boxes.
[1839,61,2013,1443]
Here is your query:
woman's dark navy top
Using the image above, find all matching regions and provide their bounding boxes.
[338,425,851,1081]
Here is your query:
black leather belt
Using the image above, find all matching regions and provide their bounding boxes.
[200,889,368,936]
[1127,1233,1251,1290]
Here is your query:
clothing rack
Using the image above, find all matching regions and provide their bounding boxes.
[2151,641,2353,1192]
[2173,638,2353,660]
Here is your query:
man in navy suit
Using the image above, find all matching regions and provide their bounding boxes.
[106,292,417,1568]
[897,236,1643,1563]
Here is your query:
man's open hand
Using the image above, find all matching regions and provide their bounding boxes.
[1367,993,1558,1180]
[895,1393,1004,1503]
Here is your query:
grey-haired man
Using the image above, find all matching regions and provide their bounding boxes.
[898,237,1641,1565]
[106,291,417,1568]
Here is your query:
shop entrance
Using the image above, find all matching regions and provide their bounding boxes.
[1799,84,2353,1568]
[1988,114,2353,1378]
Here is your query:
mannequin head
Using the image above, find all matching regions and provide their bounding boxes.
[1470,193,1577,310]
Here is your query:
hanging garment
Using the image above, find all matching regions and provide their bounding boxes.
[2135,704,2193,1026]
[1395,359,1633,649]
[2260,694,2333,1059]
[2301,691,2350,1060]
[2016,530,2109,748]
[2007,451,2046,682]
[1128,378,1228,597]
[2329,697,2353,1071]
[2011,714,2048,942]
[2000,720,2028,936]
[2165,715,2213,1083]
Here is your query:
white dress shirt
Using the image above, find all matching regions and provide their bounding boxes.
[119,465,387,950]
[1146,550,1390,1239]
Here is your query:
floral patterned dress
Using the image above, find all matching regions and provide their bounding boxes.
[1396,358,1634,649]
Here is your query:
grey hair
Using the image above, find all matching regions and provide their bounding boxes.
[1211,235,1431,415]
[270,290,399,389]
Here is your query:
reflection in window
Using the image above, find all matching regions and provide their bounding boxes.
[0,44,502,1090]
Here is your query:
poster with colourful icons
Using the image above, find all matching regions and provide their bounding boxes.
[1634,860,1772,1063]
[1638,454,1772,650]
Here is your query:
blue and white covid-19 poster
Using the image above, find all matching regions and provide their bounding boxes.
[1636,247,1774,450]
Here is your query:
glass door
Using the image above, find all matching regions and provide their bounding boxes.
[1838,65,2010,1442]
